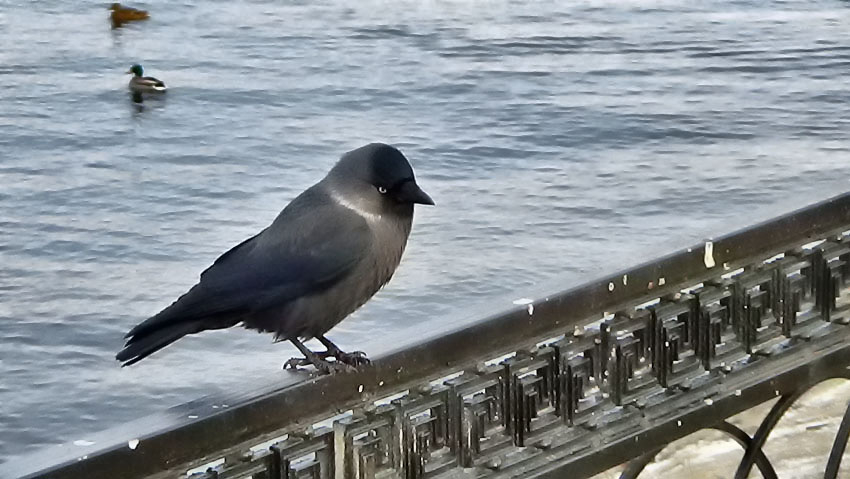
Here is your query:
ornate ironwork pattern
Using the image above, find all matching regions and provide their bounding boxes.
[181,234,850,479]
[4,193,850,479]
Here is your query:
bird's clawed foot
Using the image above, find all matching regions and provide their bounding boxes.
[284,337,371,374]
[333,350,370,367]
[283,355,352,374]
[282,350,370,373]
[316,335,371,367]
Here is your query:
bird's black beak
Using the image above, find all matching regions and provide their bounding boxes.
[396,180,434,205]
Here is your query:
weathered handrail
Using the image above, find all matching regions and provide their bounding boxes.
[3,192,850,479]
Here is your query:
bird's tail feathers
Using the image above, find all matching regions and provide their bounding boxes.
[116,320,202,366]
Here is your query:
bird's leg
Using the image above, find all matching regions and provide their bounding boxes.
[284,338,350,374]
[316,335,371,367]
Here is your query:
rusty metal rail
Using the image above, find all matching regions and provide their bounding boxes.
[4,192,850,479]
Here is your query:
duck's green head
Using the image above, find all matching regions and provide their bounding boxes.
[127,64,144,76]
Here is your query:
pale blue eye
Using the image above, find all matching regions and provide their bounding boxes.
[377,186,387,194]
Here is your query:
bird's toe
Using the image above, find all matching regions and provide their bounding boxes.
[283,355,354,375]
[283,357,312,369]
[335,351,371,366]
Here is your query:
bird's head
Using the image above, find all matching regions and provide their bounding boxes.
[126,64,144,77]
[328,143,434,216]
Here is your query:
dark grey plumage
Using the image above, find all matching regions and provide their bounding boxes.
[116,143,433,371]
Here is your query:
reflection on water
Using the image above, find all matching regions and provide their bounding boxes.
[128,91,167,115]
[2,0,850,466]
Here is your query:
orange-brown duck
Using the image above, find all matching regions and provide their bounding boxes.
[110,3,149,27]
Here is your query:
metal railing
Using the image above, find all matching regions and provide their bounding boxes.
[4,192,850,479]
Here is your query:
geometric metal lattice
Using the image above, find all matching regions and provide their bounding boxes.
[3,192,850,479]
[191,235,850,479]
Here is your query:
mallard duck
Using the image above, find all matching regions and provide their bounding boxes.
[127,64,167,93]
[109,3,149,25]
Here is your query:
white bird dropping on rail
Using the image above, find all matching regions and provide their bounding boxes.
[704,241,716,268]
[512,298,534,315]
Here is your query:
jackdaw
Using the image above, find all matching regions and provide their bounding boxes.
[116,143,433,373]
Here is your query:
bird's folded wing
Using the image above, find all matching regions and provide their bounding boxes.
[127,204,372,337]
